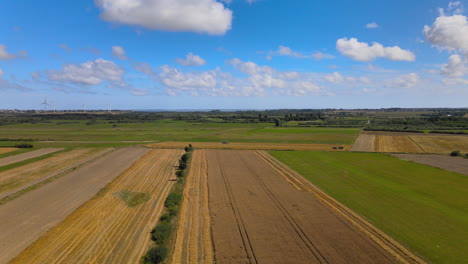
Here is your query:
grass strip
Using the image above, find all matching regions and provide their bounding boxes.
[0,149,68,173]
[141,145,193,264]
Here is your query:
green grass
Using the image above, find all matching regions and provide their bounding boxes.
[269,151,468,264]
[115,190,151,208]
[0,120,359,146]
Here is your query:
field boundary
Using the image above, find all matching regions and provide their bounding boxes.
[256,151,427,264]
[0,148,115,204]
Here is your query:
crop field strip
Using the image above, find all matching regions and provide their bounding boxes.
[269,151,467,264]
[206,149,411,264]
[350,133,375,152]
[171,149,214,264]
[0,148,63,167]
[0,148,111,200]
[12,149,182,264]
[148,141,350,151]
[392,154,468,175]
[0,147,149,264]
[0,148,17,155]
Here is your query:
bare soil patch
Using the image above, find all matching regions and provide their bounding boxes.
[392,154,468,175]
[350,133,375,152]
[147,141,350,151]
[0,148,63,167]
[0,147,148,264]
[171,149,214,264]
[11,149,180,264]
[206,150,422,264]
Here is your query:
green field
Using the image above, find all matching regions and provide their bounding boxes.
[0,120,359,147]
[269,151,468,264]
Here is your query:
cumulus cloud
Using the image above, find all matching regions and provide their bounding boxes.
[95,0,232,35]
[47,58,125,86]
[366,22,379,29]
[336,38,416,62]
[311,52,335,60]
[112,46,129,60]
[441,54,468,77]
[424,15,468,55]
[386,73,419,88]
[0,44,27,60]
[0,75,31,91]
[176,53,206,66]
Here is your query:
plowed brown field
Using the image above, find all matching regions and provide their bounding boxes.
[206,150,424,264]
[147,141,350,151]
[0,148,63,167]
[0,148,108,197]
[0,148,17,155]
[171,149,213,264]
[0,147,148,264]
[11,149,181,264]
[392,154,468,175]
[350,133,375,152]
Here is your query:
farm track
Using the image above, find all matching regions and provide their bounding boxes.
[11,149,182,264]
[147,141,350,151]
[0,148,63,167]
[207,150,412,264]
[0,147,149,264]
[171,150,214,264]
[0,148,114,201]
[256,151,427,264]
[0,148,109,198]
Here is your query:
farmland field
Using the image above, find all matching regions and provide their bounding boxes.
[204,149,414,264]
[0,148,63,167]
[172,149,213,264]
[269,151,468,264]
[0,148,17,155]
[392,154,468,176]
[0,147,148,264]
[12,149,180,264]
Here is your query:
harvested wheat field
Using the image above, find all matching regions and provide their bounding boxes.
[409,135,468,153]
[0,148,17,155]
[205,150,423,264]
[392,154,468,175]
[172,149,213,264]
[350,133,375,152]
[148,141,350,151]
[374,136,423,153]
[12,149,181,264]
[0,148,110,199]
[0,147,148,264]
[0,148,63,167]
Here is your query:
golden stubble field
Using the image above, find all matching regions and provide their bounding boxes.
[11,149,181,264]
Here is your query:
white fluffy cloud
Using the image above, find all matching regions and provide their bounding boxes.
[336,38,416,62]
[47,58,125,85]
[112,46,128,60]
[176,53,206,66]
[424,15,468,55]
[311,52,335,60]
[95,0,232,35]
[0,44,27,60]
[386,73,419,88]
[366,22,379,29]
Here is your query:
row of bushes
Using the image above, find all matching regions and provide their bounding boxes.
[450,151,468,159]
[142,145,193,264]
[15,143,34,148]
[429,131,468,135]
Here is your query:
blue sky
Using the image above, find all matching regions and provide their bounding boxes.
[1,0,467,110]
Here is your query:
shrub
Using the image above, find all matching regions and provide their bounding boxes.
[151,223,172,245]
[165,193,181,208]
[143,246,168,264]
[450,150,461,157]
[159,213,171,223]
[15,143,33,148]
[176,170,185,178]
[178,161,187,170]
[464,153,468,159]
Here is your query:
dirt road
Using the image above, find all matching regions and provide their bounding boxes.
[11,149,181,264]
[0,148,63,167]
[171,150,214,264]
[0,147,148,264]
[206,150,422,264]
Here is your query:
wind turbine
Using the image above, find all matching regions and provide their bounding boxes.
[40,98,50,112]
[82,104,86,113]
[109,104,112,114]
